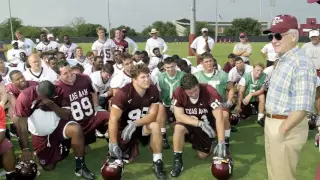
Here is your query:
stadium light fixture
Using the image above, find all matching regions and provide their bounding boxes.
[7,0,14,40]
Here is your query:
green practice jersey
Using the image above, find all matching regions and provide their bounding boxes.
[194,70,228,101]
[242,72,267,102]
[157,71,184,106]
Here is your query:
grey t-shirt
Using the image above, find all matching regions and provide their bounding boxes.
[301,42,320,69]
[233,42,252,62]
[0,41,7,61]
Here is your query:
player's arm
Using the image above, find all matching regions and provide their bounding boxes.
[232,45,244,56]
[0,44,8,52]
[135,103,159,126]
[91,92,99,107]
[212,106,225,142]
[241,45,252,57]
[260,46,268,59]
[112,88,119,97]
[190,39,198,56]
[0,84,7,108]
[173,106,200,127]
[109,105,123,144]
[226,81,235,103]
[251,86,265,97]
[236,85,245,109]
[161,39,168,54]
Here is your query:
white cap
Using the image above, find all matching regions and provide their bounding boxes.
[309,30,320,38]
[47,33,54,38]
[201,28,208,32]
[11,40,18,45]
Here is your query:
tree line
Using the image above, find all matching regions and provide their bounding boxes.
[0,17,262,40]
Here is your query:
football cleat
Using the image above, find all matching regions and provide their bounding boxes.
[308,113,317,130]
[229,114,240,126]
[101,158,124,180]
[211,156,233,180]
[15,159,38,180]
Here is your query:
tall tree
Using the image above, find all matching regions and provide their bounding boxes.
[2,17,23,39]
[18,26,41,38]
[224,18,262,36]
[76,23,104,37]
[141,21,177,36]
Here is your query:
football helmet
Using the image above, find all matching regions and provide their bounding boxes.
[229,114,240,126]
[101,158,124,180]
[308,113,317,130]
[211,156,233,180]
[15,159,38,180]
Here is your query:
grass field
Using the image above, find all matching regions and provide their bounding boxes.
[6,42,320,180]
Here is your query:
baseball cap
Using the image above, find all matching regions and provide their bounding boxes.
[239,32,247,37]
[201,28,208,32]
[11,40,18,45]
[263,15,298,34]
[121,28,127,32]
[309,30,320,38]
[307,0,320,3]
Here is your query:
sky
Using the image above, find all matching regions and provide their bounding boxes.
[1,0,319,32]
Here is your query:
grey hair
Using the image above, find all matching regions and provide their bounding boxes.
[288,29,299,43]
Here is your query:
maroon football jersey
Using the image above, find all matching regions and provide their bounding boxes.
[6,81,39,98]
[113,39,129,53]
[56,74,95,121]
[223,62,234,73]
[173,84,222,123]
[111,83,160,130]
[14,85,64,117]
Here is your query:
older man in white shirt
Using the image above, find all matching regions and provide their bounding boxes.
[145,29,168,56]
[15,31,36,56]
[190,27,215,64]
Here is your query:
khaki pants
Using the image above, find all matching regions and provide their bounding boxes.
[264,116,308,180]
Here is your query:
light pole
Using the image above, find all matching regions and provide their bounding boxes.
[215,0,218,42]
[7,0,14,40]
[107,0,111,39]
[188,0,196,59]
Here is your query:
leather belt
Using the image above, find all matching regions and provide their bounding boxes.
[266,113,288,120]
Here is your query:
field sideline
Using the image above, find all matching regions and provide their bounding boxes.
[5,42,320,180]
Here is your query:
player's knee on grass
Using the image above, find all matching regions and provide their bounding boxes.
[197,151,210,160]
[41,163,56,171]
[64,123,84,139]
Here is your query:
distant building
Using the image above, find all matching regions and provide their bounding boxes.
[172,18,269,36]
[299,18,320,36]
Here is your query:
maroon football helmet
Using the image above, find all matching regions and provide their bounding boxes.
[229,114,240,126]
[211,156,233,180]
[15,159,38,180]
[101,158,124,180]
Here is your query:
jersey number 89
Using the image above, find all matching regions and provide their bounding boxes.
[71,97,94,121]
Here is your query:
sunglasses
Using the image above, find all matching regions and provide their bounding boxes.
[268,32,290,41]
[239,36,246,38]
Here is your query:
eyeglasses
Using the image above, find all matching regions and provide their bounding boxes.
[268,32,290,41]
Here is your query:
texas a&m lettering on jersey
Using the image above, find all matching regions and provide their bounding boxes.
[56,74,95,121]
[173,84,222,123]
[111,83,160,130]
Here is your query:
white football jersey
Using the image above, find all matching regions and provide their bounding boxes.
[0,67,14,85]
[92,39,117,63]
[113,63,124,75]
[18,38,36,56]
[7,49,25,64]
[228,64,253,83]
[28,109,61,136]
[59,43,78,59]
[83,65,94,76]
[23,67,58,83]
[90,71,111,94]
[67,58,91,68]
[36,41,60,52]
[110,70,132,89]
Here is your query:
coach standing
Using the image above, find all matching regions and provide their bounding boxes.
[233,33,252,64]
[263,15,317,180]
[190,28,214,63]
[145,29,168,57]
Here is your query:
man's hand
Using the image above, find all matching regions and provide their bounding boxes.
[108,143,122,159]
[40,98,55,107]
[213,142,226,158]
[234,105,242,114]
[21,149,34,161]
[198,121,216,138]
[121,120,137,141]
[243,93,252,105]
[204,36,208,41]
[222,101,233,109]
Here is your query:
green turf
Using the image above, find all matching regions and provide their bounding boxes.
[5,42,320,180]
